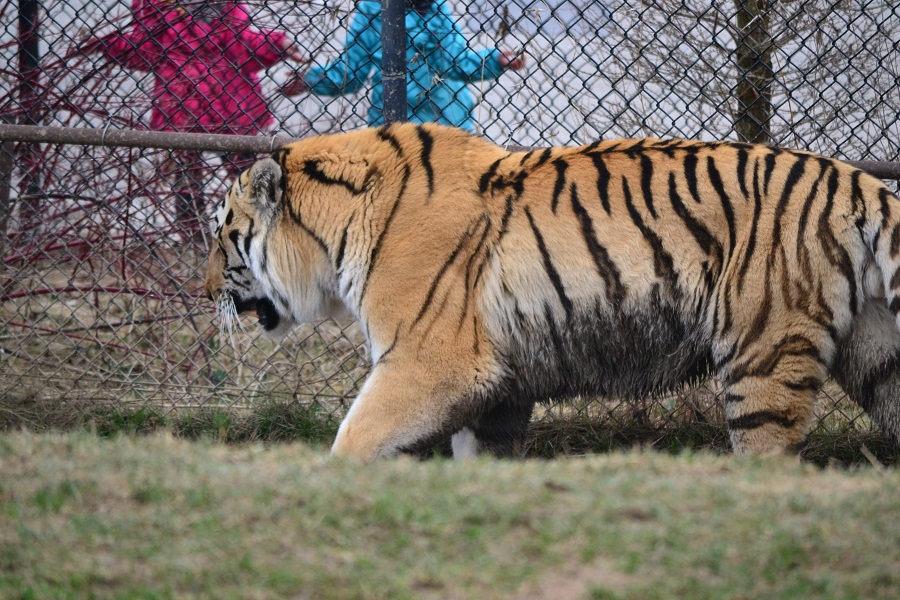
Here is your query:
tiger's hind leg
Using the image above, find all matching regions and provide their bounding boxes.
[720,326,832,454]
[833,302,900,445]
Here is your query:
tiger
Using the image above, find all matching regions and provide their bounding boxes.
[204,122,900,461]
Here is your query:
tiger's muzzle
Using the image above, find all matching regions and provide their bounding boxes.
[231,294,282,333]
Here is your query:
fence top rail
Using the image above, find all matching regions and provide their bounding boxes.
[3,123,900,181]
[0,123,298,154]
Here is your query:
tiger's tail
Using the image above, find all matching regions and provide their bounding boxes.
[833,172,900,445]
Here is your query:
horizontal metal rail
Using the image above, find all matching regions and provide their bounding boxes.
[2,123,900,180]
[0,123,300,154]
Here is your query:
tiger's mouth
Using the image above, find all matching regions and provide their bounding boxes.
[232,295,281,332]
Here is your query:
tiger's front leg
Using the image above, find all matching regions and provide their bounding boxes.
[330,348,502,461]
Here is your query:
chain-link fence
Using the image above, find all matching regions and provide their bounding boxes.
[1,0,899,442]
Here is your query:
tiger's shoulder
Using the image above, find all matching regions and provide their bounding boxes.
[268,123,508,201]
[272,123,503,168]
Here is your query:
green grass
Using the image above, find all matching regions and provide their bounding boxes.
[0,432,897,599]
[0,398,343,448]
[2,394,897,466]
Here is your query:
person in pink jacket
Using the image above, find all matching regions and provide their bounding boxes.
[93,0,302,135]
[88,0,303,233]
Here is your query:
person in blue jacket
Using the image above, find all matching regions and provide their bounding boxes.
[283,0,525,131]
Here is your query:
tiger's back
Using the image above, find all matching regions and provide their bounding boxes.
[205,123,900,460]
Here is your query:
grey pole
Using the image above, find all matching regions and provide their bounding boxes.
[381,0,407,125]
[17,0,42,207]
[2,124,900,181]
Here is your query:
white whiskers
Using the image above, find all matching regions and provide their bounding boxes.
[216,294,245,348]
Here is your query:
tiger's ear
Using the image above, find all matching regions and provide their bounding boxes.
[248,157,283,227]
[303,152,372,195]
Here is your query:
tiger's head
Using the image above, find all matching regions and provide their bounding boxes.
[204,157,299,339]
[207,153,354,341]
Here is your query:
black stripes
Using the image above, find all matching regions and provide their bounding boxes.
[335,223,349,273]
[706,156,736,258]
[457,217,494,329]
[270,145,291,166]
[533,148,553,170]
[727,411,797,430]
[270,146,292,193]
[243,218,254,258]
[525,205,573,318]
[414,125,435,196]
[763,149,779,195]
[497,195,515,243]
[639,153,658,218]
[850,168,863,220]
[750,334,824,379]
[817,165,858,312]
[377,127,404,156]
[684,151,702,204]
[413,215,488,327]
[302,159,365,195]
[724,392,744,404]
[570,182,626,304]
[228,230,241,259]
[667,172,719,261]
[879,187,892,228]
[543,301,568,367]
[551,159,568,213]
[479,159,502,195]
[888,267,900,292]
[736,147,749,198]
[784,376,822,392]
[793,163,829,291]
[890,297,900,315]
[622,177,680,294]
[797,162,827,252]
[360,165,409,303]
[286,204,329,255]
[769,154,808,268]
[736,157,763,293]
[591,153,612,214]
[890,224,900,257]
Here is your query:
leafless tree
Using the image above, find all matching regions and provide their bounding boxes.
[593,0,899,159]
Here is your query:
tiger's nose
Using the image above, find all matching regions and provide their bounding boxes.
[204,281,220,303]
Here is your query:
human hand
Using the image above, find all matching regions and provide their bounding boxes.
[499,51,526,70]
[279,38,306,63]
[281,70,309,97]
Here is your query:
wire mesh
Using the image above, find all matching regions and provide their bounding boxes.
[1,0,899,435]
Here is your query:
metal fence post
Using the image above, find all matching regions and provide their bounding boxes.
[733,0,773,144]
[0,114,14,251]
[17,0,41,128]
[381,0,407,125]
[17,0,42,225]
